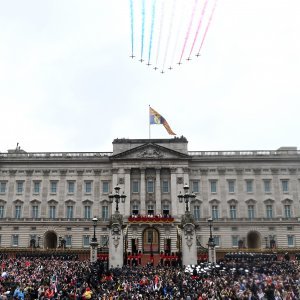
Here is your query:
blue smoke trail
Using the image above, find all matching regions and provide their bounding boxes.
[140,0,145,60]
[147,0,157,64]
[129,0,134,57]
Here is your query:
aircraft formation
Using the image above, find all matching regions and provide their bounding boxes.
[129,0,218,73]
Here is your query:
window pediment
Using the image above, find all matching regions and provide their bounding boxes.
[245,198,256,204]
[48,199,58,204]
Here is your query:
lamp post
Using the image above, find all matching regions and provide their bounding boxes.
[92,217,98,242]
[177,183,196,212]
[109,185,127,212]
[207,217,216,264]
[90,217,99,262]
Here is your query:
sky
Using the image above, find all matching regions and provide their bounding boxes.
[0,0,299,153]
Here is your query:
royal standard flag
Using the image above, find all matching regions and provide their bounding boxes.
[149,106,176,135]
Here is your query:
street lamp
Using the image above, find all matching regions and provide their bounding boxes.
[177,183,196,212]
[90,217,99,262]
[207,217,216,264]
[109,185,127,212]
[92,217,98,242]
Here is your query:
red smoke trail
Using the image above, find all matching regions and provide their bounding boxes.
[188,0,209,58]
[197,0,218,54]
[178,0,199,64]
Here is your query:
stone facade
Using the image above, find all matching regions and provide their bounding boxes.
[0,138,300,253]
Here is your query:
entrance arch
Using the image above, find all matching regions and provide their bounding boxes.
[44,231,58,249]
[143,228,160,254]
[247,231,261,249]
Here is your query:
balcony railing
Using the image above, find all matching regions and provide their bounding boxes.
[128,215,174,223]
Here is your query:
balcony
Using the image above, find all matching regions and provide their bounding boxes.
[128,215,174,223]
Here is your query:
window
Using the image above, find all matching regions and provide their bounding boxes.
[284,205,291,219]
[0,182,6,193]
[212,205,219,220]
[246,180,253,193]
[50,181,57,193]
[281,180,289,193]
[230,205,237,219]
[16,181,23,194]
[65,235,72,247]
[84,206,91,219]
[147,204,154,215]
[132,180,139,193]
[228,180,235,193]
[287,235,294,247]
[266,205,273,219]
[101,235,109,247]
[32,206,39,218]
[15,205,21,219]
[132,203,139,215]
[33,182,40,194]
[263,180,271,193]
[162,180,169,193]
[66,206,73,219]
[85,181,92,193]
[210,180,217,193]
[213,236,220,247]
[162,204,170,216]
[193,205,200,220]
[0,206,4,218]
[12,234,19,247]
[49,206,56,219]
[147,230,154,243]
[248,205,255,220]
[192,181,200,193]
[147,180,154,193]
[102,181,109,194]
[232,236,238,247]
[83,236,90,247]
[102,205,109,220]
[68,181,75,193]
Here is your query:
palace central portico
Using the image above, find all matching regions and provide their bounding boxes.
[0,137,300,265]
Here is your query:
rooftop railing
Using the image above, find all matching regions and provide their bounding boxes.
[0,152,113,159]
[188,150,300,157]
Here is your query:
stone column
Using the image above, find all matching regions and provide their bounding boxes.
[181,212,197,266]
[140,169,146,215]
[111,168,119,213]
[170,168,178,217]
[124,169,131,217]
[109,212,124,268]
[155,168,161,215]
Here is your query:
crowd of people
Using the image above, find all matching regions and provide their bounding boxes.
[0,253,300,299]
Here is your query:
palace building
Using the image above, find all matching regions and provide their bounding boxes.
[0,137,300,257]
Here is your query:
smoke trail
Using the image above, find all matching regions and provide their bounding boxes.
[129,0,134,57]
[170,1,187,66]
[197,0,218,54]
[155,1,165,67]
[147,0,157,64]
[178,0,199,64]
[188,0,209,58]
[140,0,146,60]
[162,0,177,70]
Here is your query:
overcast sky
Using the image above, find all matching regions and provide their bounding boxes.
[0,0,299,153]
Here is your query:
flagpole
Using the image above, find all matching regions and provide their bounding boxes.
[148,105,151,139]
